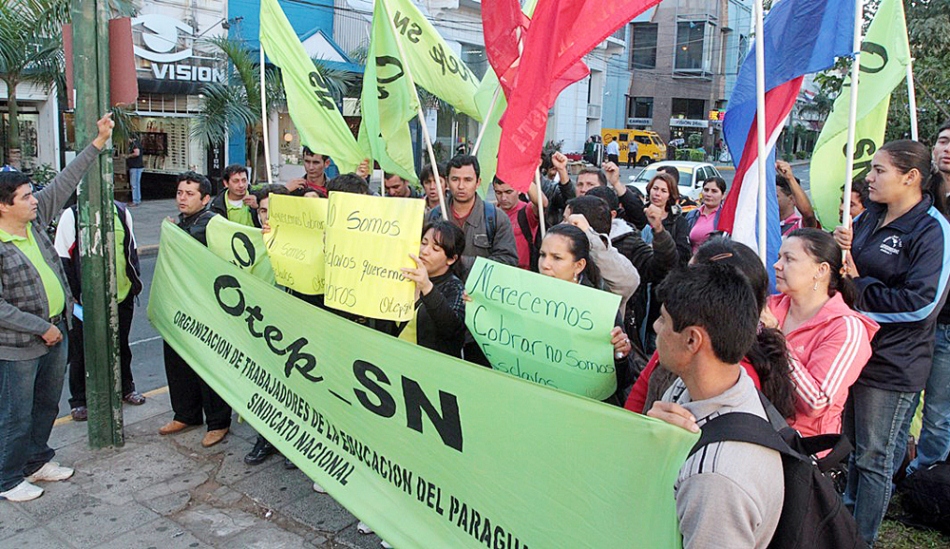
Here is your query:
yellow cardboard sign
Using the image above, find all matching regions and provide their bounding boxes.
[324,193,424,321]
[265,194,328,295]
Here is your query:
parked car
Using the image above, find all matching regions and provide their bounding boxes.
[628,161,724,202]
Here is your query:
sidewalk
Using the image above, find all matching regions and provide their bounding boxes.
[129,199,177,257]
[0,392,385,548]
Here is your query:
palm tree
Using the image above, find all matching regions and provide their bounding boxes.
[0,0,69,168]
[192,36,358,180]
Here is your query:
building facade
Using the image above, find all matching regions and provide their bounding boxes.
[624,0,751,153]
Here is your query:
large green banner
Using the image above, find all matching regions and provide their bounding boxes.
[465,258,621,400]
[206,216,275,285]
[149,222,696,548]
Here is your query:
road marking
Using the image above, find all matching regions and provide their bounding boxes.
[55,385,169,425]
[130,335,163,347]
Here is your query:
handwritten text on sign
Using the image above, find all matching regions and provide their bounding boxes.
[465,258,620,400]
[324,193,424,321]
[266,194,328,295]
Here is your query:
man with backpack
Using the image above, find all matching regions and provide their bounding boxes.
[492,176,545,271]
[427,155,518,278]
[647,264,783,548]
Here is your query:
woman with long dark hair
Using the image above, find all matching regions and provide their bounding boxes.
[767,228,878,438]
[833,139,950,545]
[685,176,727,253]
[625,235,797,419]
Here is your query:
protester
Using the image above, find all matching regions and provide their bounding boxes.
[209,164,259,227]
[905,121,950,478]
[685,176,726,253]
[0,113,113,502]
[287,147,331,197]
[55,199,145,422]
[420,163,447,217]
[400,220,466,357]
[383,173,423,198]
[540,151,577,228]
[575,166,607,197]
[126,135,144,207]
[626,236,796,420]
[492,176,545,270]
[561,196,641,315]
[777,159,818,234]
[767,228,877,438]
[833,139,950,545]
[841,179,869,223]
[646,263,783,548]
[159,172,232,448]
[538,223,635,403]
[427,155,518,279]
[603,160,649,230]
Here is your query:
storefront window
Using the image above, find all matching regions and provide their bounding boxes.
[630,23,658,69]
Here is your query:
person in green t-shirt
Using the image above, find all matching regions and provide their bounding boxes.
[209,164,259,228]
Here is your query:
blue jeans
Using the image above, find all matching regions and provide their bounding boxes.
[129,168,143,205]
[843,384,919,546]
[906,323,950,475]
[0,327,68,491]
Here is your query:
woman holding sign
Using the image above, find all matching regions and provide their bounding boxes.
[401,221,467,357]
[538,224,635,404]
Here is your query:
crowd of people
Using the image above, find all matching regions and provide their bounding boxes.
[4,112,950,548]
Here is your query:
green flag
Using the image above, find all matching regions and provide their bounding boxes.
[382,0,481,120]
[149,221,697,549]
[359,0,420,183]
[260,0,366,172]
[474,68,505,194]
[205,216,276,285]
[810,0,911,227]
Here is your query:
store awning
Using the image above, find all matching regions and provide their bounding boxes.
[298,28,364,74]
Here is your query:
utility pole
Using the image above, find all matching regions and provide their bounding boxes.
[71,0,123,447]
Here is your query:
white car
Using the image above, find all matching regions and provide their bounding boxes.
[628,161,724,202]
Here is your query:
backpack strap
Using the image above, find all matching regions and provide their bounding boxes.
[688,412,799,460]
[517,206,540,271]
[484,201,497,244]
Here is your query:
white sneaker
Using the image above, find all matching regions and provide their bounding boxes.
[0,480,44,502]
[26,462,74,483]
[312,481,326,494]
[357,521,374,535]
[380,542,393,548]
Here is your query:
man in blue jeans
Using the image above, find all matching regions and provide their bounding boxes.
[127,136,144,206]
[0,113,114,502]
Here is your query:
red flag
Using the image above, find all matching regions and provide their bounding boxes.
[494,0,662,191]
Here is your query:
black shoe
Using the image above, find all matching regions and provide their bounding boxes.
[244,437,277,465]
[283,457,297,470]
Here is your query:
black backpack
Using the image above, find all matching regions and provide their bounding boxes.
[516,206,542,272]
[689,397,866,549]
[899,461,950,533]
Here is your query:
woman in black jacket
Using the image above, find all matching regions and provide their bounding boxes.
[401,220,467,357]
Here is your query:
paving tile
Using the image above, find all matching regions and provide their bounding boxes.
[0,503,37,542]
[46,499,160,548]
[95,517,209,549]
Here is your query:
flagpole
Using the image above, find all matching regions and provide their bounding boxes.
[754,0,767,263]
[907,60,919,141]
[260,47,273,185]
[535,168,546,238]
[841,0,863,231]
[380,0,448,220]
[472,86,501,156]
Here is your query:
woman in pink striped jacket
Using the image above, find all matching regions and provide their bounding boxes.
[767,228,879,437]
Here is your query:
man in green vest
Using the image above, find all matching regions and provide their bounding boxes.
[209,164,259,227]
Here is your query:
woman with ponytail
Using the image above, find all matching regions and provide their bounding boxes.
[625,235,797,419]
[767,228,878,438]
[834,139,950,545]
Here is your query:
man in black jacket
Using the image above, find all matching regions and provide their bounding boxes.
[158,172,231,448]
[209,164,259,228]
[54,201,144,421]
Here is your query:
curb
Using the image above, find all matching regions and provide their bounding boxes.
[139,244,159,258]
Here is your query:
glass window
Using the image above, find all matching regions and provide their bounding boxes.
[635,135,652,145]
[629,97,654,118]
[671,98,707,120]
[630,23,658,69]
[675,21,706,71]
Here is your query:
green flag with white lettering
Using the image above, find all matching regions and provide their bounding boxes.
[809,0,911,227]
[382,0,482,120]
[359,0,420,183]
[260,0,366,172]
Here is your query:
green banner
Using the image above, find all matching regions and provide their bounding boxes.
[465,258,621,401]
[382,0,481,120]
[206,216,275,284]
[358,0,420,183]
[474,68,505,197]
[260,0,367,172]
[324,192,424,322]
[148,221,696,549]
[265,194,328,295]
[810,0,911,227]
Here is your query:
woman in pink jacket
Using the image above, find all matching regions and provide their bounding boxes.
[768,228,879,437]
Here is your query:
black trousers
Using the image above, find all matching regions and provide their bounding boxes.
[68,297,135,408]
[163,341,232,430]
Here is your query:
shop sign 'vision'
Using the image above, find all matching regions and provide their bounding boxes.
[132,13,224,83]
